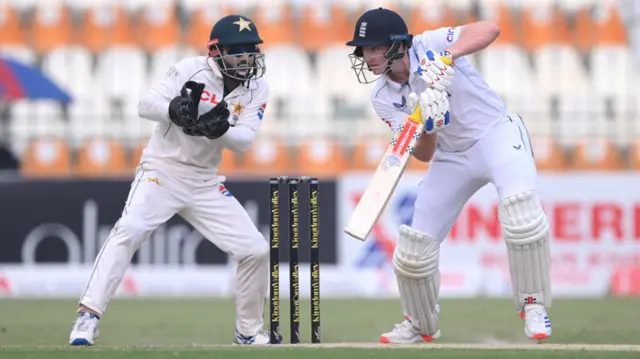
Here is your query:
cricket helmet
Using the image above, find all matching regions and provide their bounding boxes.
[208,15,265,81]
[346,8,413,84]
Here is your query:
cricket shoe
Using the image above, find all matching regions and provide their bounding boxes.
[69,312,100,346]
[521,304,551,340]
[380,315,441,344]
[235,328,282,345]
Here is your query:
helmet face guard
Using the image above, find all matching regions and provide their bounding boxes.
[208,39,266,81]
[348,34,412,84]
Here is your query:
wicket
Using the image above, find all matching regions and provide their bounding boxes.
[269,176,321,344]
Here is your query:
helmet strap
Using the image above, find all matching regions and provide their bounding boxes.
[385,39,408,61]
[208,39,221,57]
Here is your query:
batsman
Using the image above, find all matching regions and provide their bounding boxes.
[346,8,552,343]
[69,15,279,346]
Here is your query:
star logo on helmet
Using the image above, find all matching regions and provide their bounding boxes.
[234,17,252,32]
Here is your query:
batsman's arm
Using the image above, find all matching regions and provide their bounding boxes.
[412,133,437,162]
[444,21,501,60]
[138,65,183,123]
[217,83,269,152]
[372,97,436,163]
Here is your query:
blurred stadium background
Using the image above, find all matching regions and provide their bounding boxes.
[0,0,638,175]
[1,0,640,348]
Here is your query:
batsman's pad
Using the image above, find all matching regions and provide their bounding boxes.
[392,225,440,336]
[499,190,552,312]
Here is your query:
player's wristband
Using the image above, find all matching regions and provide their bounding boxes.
[440,51,454,66]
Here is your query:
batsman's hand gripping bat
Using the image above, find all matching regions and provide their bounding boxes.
[345,87,451,241]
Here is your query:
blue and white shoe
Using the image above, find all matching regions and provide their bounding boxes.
[522,304,551,340]
[235,328,282,345]
[69,312,100,346]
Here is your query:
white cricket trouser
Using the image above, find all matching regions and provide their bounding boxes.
[79,162,269,337]
[412,114,537,242]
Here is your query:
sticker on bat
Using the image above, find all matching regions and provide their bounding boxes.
[382,154,403,171]
[391,121,420,157]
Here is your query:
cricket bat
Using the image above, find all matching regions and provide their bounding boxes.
[344,110,424,241]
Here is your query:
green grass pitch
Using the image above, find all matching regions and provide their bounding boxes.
[1,297,640,358]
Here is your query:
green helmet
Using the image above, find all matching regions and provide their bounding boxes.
[207,15,265,81]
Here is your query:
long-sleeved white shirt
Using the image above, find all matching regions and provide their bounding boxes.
[371,27,506,152]
[137,56,269,178]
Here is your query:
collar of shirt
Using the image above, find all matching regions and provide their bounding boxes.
[382,47,420,92]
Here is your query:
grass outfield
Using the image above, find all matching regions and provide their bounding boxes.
[1,298,639,358]
[3,347,640,359]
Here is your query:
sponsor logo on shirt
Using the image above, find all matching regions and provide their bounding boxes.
[447,27,455,42]
[201,91,221,105]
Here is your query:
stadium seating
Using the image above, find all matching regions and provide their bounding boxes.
[529,137,568,171]
[241,138,291,175]
[8,100,67,157]
[297,138,350,178]
[20,138,72,177]
[569,137,626,171]
[74,138,129,177]
[298,3,351,51]
[0,0,638,176]
[31,2,74,55]
[630,140,640,170]
[137,2,180,53]
[520,2,571,52]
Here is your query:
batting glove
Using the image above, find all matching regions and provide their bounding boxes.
[408,88,451,134]
[417,49,455,92]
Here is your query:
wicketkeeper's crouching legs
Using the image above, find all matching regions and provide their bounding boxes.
[69,169,275,346]
[176,182,273,345]
[69,167,189,346]
[231,237,270,342]
[78,216,158,315]
[499,190,552,340]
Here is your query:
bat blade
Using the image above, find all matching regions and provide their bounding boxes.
[344,117,424,241]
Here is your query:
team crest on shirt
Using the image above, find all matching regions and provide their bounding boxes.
[219,184,232,197]
[232,103,244,114]
[231,103,244,122]
[393,96,406,109]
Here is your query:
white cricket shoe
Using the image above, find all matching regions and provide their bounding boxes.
[69,312,100,346]
[379,316,441,344]
[235,329,282,345]
[522,304,552,340]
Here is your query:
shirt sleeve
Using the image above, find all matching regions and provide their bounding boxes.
[372,97,409,133]
[137,63,184,123]
[419,26,461,53]
[218,82,269,153]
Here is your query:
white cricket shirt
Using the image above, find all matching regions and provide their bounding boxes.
[371,27,507,152]
[137,56,269,178]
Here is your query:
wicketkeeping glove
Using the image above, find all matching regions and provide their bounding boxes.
[188,100,231,139]
[168,81,205,133]
[168,93,190,127]
[408,88,450,134]
[417,49,455,92]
